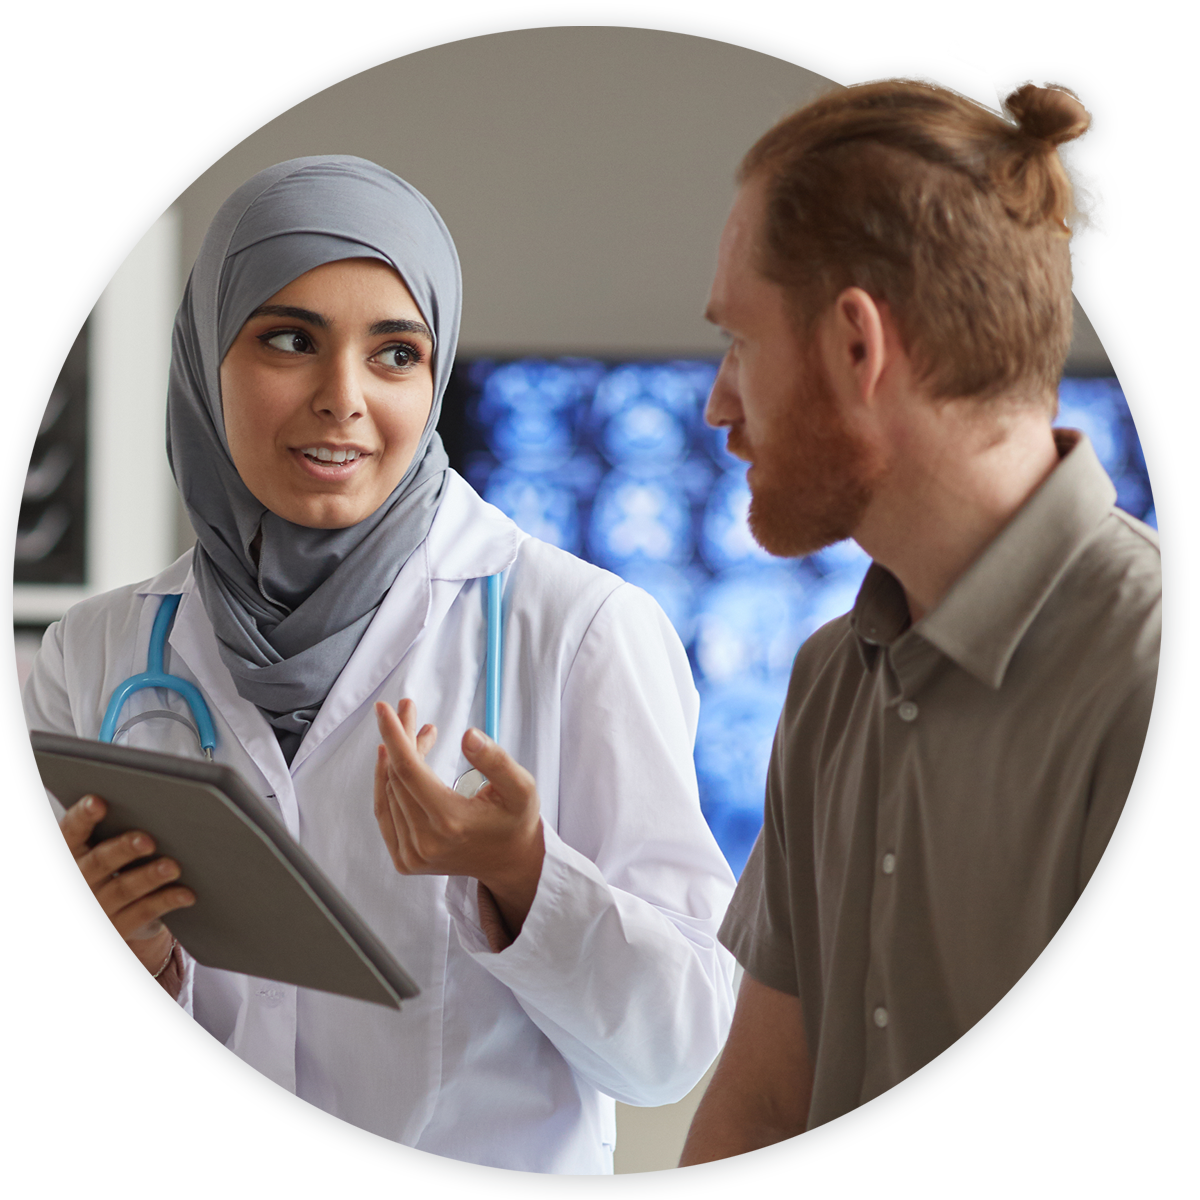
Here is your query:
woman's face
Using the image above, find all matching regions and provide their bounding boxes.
[220,257,436,529]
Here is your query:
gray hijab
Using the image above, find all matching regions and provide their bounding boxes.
[166,156,461,763]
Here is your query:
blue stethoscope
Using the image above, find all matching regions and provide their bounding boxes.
[98,576,503,790]
[99,592,217,758]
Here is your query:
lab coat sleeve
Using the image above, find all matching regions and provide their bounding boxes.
[444,583,737,1107]
[22,618,76,739]
[22,607,198,1016]
[24,619,81,828]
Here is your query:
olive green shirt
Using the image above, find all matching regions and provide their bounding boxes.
[719,431,1161,1128]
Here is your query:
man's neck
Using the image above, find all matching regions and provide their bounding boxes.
[853,401,1061,623]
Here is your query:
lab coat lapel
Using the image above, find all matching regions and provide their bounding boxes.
[289,539,434,774]
[288,472,519,774]
[166,582,298,833]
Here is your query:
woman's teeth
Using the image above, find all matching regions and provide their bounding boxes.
[302,447,361,464]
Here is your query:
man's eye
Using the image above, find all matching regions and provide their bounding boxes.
[262,331,312,354]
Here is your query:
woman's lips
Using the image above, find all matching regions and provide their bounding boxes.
[291,446,371,480]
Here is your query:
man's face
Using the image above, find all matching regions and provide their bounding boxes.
[704,177,881,558]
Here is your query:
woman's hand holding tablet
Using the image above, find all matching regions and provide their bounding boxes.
[373,699,545,942]
[58,793,195,991]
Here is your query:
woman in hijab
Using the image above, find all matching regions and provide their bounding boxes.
[24,156,736,1174]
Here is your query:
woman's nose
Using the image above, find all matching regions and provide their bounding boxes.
[311,355,365,421]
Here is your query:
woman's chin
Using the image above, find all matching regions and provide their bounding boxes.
[268,493,384,530]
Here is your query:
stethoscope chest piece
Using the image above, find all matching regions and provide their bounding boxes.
[452,768,487,798]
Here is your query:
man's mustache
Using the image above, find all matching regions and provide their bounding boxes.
[723,429,752,463]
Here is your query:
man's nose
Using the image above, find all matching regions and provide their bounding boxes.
[704,355,741,428]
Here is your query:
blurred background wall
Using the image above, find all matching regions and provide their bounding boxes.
[14,26,1121,1173]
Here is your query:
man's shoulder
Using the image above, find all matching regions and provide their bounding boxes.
[1107,506,1160,555]
[1059,506,1161,642]
[781,611,862,714]
[1016,505,1160,713]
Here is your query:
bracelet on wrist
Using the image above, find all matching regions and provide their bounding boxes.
[151,937,179,979]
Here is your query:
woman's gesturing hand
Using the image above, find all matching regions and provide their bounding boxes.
[373,699,545,940]
[59,794,195,990]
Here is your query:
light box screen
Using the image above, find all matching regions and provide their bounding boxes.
[443,360,1153,876]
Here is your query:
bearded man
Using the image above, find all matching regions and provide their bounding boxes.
[680,79,1160,1161]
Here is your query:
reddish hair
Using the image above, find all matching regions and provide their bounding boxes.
[739,80,1091,404]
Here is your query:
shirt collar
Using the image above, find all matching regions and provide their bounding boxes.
[851,430,1117,689]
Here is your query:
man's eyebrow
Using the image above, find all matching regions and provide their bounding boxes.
[246,307,433,341]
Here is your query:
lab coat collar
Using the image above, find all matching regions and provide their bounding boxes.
[131,553,297,809]
[133,470,522,783]
[293,472,520,770]
[425,470,521,581]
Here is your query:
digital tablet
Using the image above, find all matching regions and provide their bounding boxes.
[32,730,419,1010]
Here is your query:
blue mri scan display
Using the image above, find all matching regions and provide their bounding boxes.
[447,360,1154,875]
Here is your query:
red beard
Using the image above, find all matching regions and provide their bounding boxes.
[735,350,884,558]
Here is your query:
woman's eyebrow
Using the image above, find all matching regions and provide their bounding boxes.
[250,303,327,327]
[247,305,432,342]
[369,318,433,340]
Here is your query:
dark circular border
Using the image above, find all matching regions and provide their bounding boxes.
[9,21,1166,1180]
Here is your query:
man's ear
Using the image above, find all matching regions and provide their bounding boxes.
[821,287,889,411]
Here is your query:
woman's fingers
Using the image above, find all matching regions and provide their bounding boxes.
[374,740,426,873]
[396,697,420,739]
[59,793,105,858]
[385,771,428,868]
[111,886,196,943]
[75,829,157,890]
[461,729,537,812]
[58,791,196,964]
[374,745,404,866]
[376,703,451,820]
[376,702,420,769]
[95,853,196,942]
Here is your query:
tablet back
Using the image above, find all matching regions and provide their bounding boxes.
[32,731,419,1009]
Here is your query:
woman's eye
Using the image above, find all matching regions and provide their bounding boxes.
[262,330,313,354]
[374,344,421,370]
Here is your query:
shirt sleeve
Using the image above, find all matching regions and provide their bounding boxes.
[1080,670,1157,891]
[716,713,804,997]
[443,583,737,1107]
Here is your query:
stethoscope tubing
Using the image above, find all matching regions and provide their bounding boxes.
[99,573,504,767]
[98,593,217,757]
[485,571,502,742]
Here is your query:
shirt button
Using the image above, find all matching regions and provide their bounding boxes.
[873,1006,889,1028]
[881,852,896,875]
[897,700,918,722]
[258,987,284,1009]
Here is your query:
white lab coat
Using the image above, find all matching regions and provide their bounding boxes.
[24,470,737,1174]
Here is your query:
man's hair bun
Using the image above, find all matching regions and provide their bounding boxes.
[1003,83,1091,147]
